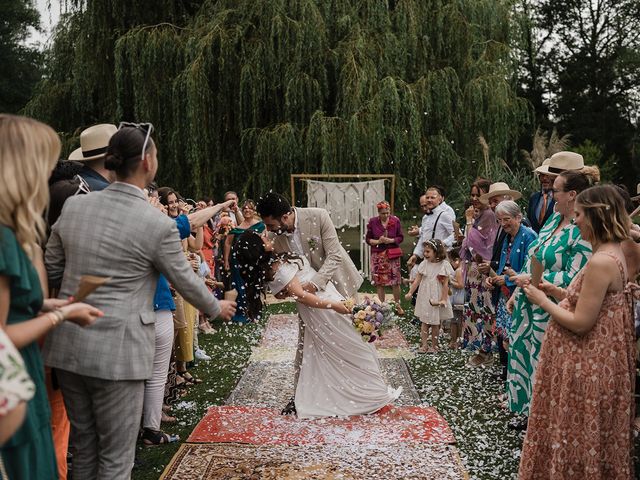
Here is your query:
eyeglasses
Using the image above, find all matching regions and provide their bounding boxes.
[118,122,154,160]
[73,175,91,195]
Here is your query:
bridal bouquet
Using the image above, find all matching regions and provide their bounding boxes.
[345,297,396,343]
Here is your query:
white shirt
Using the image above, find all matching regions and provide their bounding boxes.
[413,203,455,257]
[441,201,456,223]
[286,208,305,256]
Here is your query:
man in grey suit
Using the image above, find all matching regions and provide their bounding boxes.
[257,192,363,415]
[44,125,236,479]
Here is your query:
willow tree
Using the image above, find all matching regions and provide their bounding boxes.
[26,0,530,204]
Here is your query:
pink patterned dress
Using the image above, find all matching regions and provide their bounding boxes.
[519,252,636,479]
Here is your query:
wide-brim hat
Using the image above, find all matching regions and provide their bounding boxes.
[535,151,584,176]
[479,182,522,204]
[68,124,117,161]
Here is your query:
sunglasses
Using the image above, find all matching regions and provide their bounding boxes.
[118,122,154,160]
[73,175,91,195]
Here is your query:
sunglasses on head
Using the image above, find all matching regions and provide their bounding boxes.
[118,122,154,160]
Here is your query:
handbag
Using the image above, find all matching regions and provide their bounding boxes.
[382,220,403,259]
[386,246,403,259]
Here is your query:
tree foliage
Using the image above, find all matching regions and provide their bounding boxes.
[512,0,640,186]
[0,0,43,113]
[25,0,529,204]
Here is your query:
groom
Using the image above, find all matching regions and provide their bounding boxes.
[256,193,363,414]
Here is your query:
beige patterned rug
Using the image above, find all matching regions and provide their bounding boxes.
[160,442,468,480]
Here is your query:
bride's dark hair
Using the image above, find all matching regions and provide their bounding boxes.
[232,231,301,320]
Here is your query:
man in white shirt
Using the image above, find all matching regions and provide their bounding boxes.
[407,187,455,269]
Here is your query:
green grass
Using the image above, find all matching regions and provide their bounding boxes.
[132,287,639,480]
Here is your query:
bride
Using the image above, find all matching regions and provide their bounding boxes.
[234,231,401,419]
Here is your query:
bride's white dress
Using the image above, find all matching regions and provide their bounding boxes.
[269,258,401,419]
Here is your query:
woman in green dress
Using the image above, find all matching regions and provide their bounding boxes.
[506,168,599,422]
[224,200,265,323]
[0,115,103,479]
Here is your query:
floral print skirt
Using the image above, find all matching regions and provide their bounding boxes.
[371,251,401,286]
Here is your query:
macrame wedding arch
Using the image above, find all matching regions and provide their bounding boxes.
[290,174,396,279]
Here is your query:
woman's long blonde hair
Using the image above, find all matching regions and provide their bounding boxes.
[0,115,61,258]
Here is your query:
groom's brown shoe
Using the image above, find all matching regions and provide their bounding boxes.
[281,397,296,415]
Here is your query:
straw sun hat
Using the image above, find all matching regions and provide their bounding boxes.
[479,182,522,205]
[534,151,584,176]
[68,124,117,161]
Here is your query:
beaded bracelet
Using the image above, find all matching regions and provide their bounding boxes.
[49,309,65,327]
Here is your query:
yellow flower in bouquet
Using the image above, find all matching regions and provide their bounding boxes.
[343,298,355,311]
[360,321,375,334]
[355,310,367,321]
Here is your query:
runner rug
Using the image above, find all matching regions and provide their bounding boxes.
[161,314,467,479]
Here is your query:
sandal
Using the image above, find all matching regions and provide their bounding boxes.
[178,371,203,385]
[396,306,405,316]
[141,428,180,446]
[161,412,177,423]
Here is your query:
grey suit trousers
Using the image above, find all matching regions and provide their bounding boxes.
[56,369,145,480]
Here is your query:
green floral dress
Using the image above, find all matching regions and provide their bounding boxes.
[507,212,591,415]
[0,225,58,479]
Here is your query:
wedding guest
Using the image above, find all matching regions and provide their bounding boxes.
[0,114,104,480]
[0,328,34,446]
[528,158,556,233]
[485,201,536,381]
[224,200,265,323]
[519,185,636,479]
[216,191,244,226]
[460,178,498,364]
[143,191,232,445]
[405,239,453,353]
[506,163,598,430]
[158,188,202,380]
[43,124,236,479]
[48,160,89,227]
[365,201,405,314]
[407,187,455,270]
[469,182,523,367]
[68,124,118,191]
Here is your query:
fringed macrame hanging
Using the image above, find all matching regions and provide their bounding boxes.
[306,179,385,279]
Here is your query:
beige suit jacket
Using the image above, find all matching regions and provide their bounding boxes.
[273,207,362,298]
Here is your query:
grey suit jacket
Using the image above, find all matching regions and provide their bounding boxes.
[43,182,221,381]
[273,207,363,298]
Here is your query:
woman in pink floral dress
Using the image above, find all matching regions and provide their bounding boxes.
[366,201,405,315]
[520,185,636,479]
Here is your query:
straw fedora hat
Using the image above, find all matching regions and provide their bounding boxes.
[535,151,584,176]
[68,124,117,161]
[479,182,522,204]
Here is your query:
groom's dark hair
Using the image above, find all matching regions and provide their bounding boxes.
[256,192,292,218]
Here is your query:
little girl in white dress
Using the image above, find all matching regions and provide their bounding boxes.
[405,239,453,353]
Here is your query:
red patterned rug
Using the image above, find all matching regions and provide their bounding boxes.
[187,405,455,444]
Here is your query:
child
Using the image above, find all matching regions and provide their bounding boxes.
[405,239,454,353]
[448,248,465,349]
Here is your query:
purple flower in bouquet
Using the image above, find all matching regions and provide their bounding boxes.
[346,296,397,343]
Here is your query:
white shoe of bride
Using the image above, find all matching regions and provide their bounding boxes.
[388,386,403,401]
